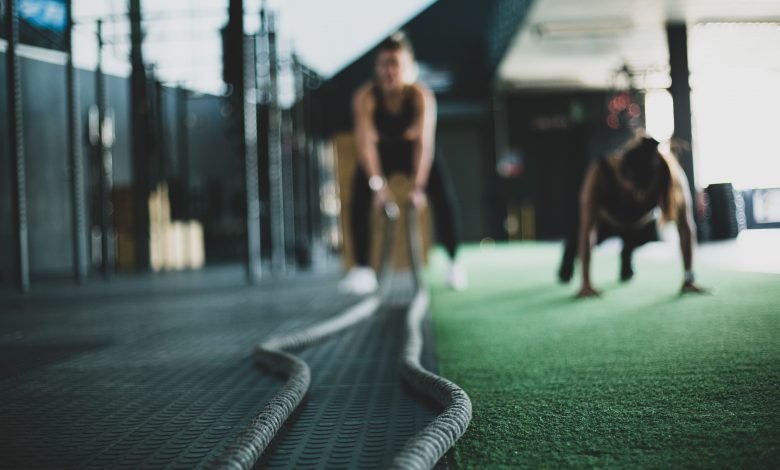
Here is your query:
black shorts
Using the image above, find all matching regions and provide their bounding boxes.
[596,219,659,247]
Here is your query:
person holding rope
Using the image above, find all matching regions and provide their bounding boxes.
[560,135,707,298]
[339,31,467,294]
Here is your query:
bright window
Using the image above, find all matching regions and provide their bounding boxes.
[690,23,780,190]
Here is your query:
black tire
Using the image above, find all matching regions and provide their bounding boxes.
[705,183,742,240]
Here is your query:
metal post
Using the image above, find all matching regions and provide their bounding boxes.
[66,0,88,283]
[244,34,262,282]
[176,86,190,219]
[307,91,325,264]
[4,0,30,291]
[129,0,151,271]
[281,109,296,270]
[154,79,165,181]
[265,10,286,273]
[666,23,696,203]
[308,137,324,265]
[95,21,114,279]
[292,55,311,267]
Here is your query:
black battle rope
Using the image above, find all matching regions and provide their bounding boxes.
[389,205,472,469]
[210,203,471,469]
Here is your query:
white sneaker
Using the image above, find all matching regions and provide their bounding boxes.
[338,266,378,295]
[446,262,468,291]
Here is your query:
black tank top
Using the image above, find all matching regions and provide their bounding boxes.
[373,84,416,141]
[598,158,659,226]
[372,84,416,172]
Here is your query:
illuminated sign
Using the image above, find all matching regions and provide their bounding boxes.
[19,0,66,32]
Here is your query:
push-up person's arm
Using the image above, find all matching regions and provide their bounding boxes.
[577,164,601,298]
[673,164,708,294]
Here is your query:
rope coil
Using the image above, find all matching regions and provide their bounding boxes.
[210,202,472,469]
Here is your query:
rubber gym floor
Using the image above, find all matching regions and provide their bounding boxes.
[0,268,446,468]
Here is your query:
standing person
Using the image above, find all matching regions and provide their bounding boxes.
[338,31,467,294]
[565,136,706,297]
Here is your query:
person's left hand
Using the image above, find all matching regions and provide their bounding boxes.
[408,188,428,210]
[680,281,710,295]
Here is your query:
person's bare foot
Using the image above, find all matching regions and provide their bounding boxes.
[680,281,709,295]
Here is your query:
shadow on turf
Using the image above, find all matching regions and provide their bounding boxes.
[446,283,587,315]
[438,278,705,314]
[643,289,714,310]
[454,283,567,309]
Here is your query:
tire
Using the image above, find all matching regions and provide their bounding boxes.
[705,183,742,240]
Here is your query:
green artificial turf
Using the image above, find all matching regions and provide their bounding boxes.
[427,242,780,469]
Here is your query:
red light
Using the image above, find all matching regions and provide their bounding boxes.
[615,94,629,111]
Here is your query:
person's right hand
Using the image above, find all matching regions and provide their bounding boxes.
[576,283,601,299]
[373,187,395,210]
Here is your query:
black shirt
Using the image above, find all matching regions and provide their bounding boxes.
[372,84,416,173]
[597,157,660,227]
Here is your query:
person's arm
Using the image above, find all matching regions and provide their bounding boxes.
[405,84,436,208]
[353,84,392,207]
[577,164,601,298]
[673,163,707,294]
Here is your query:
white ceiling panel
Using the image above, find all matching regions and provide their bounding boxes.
[499,0,780,90]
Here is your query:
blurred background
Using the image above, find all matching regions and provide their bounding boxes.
[1,0,779,290]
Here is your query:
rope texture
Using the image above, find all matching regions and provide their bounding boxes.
[211,203,472,469]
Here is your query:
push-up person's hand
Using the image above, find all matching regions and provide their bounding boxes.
[576,283,601,299]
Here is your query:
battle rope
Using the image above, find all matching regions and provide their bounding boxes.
[210,203,472,469]
[390,205,472,469]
